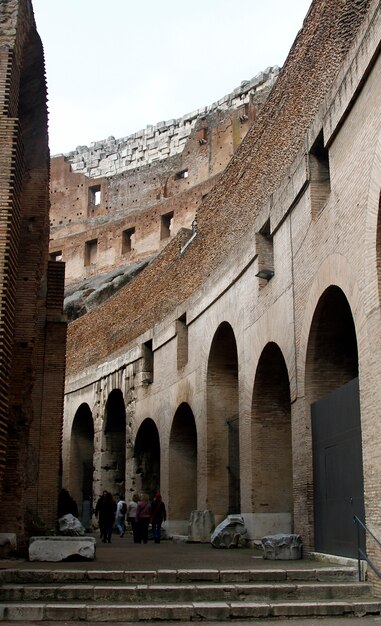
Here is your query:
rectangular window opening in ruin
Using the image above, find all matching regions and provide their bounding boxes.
[309,130,331,217]
[122,227,135,254]
[84,238,98,266]
[175,169,188,180]
[50,250,63,262]
[89,184,101,208]
[197,128,207,145]
[176,313,188,369]
[142,339,154,385]
[160,211,174,240]
[255,219,274,287]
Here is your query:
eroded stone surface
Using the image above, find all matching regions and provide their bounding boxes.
[261,533,302,560]
[210,515,247,549]
[29,536,96,562]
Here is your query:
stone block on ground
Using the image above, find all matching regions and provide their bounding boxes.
[58,513,85,536]
[0,533,17,558]
[188,510,215,543]
[210,514,247,548]
[29,536,96,562]
[261,533,302,560]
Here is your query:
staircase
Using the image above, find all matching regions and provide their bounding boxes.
[0,564,380,622]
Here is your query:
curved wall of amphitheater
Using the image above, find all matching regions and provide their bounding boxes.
[62,0,381,575]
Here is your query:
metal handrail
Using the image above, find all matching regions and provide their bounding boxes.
[353,514,381,581]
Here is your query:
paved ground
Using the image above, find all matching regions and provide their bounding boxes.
[0,530,355,572]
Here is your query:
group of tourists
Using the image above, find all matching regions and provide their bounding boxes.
[95,490,166,544]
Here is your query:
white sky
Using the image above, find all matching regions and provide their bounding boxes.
[32,0,312,155]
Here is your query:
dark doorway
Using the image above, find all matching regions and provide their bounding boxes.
[102,389,126,497]
[70,403,94,518]
[207,322,240,516]
[134,418,160,496]
[169,403,197,520]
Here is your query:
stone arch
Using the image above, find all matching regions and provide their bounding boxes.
[168,403,197,521]
[306,286,364,557]
[101,389,126,498]
[134,418,160,497]
[251,342,293,520]
[207,321,239,518]
[305,286,358,403]
[69,403,94,522]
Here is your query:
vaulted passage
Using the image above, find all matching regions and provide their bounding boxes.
[251,343,292,516]
[134,418,160,496]
[169,403,197,521]
[207,322,239,517]
[306,286,364,557]
[102,389,126,498]
[69,403,94,520]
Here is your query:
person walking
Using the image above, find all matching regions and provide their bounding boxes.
[127,493,139,543]
[150,492,166,543]
[95,491,116,543]
[115,495,127,537]
[135,493,151,544]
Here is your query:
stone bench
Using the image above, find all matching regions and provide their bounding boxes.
[29,536,96,562]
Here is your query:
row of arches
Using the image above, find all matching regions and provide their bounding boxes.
[67,285,363,557]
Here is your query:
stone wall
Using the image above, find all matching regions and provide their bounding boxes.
[49,68,278,295]
[0,0,66,547]
[61,0,381,586]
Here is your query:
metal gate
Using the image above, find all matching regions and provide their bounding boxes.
[311,377,365,558]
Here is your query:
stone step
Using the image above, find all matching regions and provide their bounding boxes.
[0,565,359,584]
[0,581,373,603]
[1,565,378,622]
[1,598,381,622]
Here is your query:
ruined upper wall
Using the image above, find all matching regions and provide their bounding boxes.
[58,67,279,179]
[66,0,373,376]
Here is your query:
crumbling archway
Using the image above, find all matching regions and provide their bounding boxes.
[251,342,292,522]
[101,389,126,498]
[134,418,160,496]
[168,403,197,521]
[69,403,94,521]
[306,285,364,557]
[207,321,239,518]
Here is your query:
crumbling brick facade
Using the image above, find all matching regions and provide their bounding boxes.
[48,69,279,305]
[62,0,381,577]
[0,0,66,548]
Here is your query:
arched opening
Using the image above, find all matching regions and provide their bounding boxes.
[169,403,197,521]
[207,322,239,518]
[306,286,364,557]
[101,389,126,498]
[69,403,94,525]
[134,418,160,497]
[251,343,292,527]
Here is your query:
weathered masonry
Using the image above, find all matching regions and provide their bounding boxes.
[64,0,381,586]
[48,68,279,317]
[0,0,67,547]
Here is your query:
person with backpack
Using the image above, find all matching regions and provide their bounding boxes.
[115,495,127,538]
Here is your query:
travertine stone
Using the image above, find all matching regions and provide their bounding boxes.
[28,536,96,562]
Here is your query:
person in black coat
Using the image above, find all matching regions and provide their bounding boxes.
[150,492,166,544]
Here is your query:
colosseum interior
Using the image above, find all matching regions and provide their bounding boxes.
[2,0,381,582]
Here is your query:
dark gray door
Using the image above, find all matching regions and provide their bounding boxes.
[311,377,365,558]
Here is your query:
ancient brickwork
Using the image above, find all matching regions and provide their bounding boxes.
[61,0,381,588]
[0,0,67,547]
[49,69,278,292]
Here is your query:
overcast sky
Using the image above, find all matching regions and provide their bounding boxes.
[32,0,312,155]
